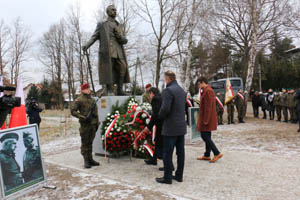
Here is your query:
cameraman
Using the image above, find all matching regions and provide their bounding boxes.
[26,98,43,129]
[0,89,21,127]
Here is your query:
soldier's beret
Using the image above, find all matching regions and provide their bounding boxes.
[145,84,152,89]
[81,83,90,90]
[23,132,33,139]
[0,133,19,143]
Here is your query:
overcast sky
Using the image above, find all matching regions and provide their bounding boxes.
[0,0,103,84]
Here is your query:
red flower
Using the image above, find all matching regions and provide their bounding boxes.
[124,135,128,138]
[140,125,145,129]
[122,114,126,118]
[113,137,117,141]
[109,148,113,151]
[130,114,134,118]
[120,132,123,135]
[136,118,140,122]
[128,110,131,114]
[113,132,117,136]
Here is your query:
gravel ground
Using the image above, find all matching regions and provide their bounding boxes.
[16,107,300,200]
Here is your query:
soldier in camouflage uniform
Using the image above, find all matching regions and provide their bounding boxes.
[280,89,289,123]
[23,132,43,182]
[71,83,100,168]
[0,133,23,191]
[273,92,281,121]
[287,89,297,123]
[216,92,224,125]
[227,98,235,124]
[235,89,246,123]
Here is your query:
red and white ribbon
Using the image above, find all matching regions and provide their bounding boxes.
[216,97,225,112]
[237,93,244,101]
[186,98,193,107]
[125,110,150,126]
[104,116,119,158]
[143,144,154,157]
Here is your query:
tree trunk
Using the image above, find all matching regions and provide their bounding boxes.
[245,0,258,95]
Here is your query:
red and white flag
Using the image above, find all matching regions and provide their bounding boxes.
[9,76,27,128]
[186,98,193,107]
[225,77,234,105]
[237,93,244,101]
[216,97,225,112]
[0,75,6,130]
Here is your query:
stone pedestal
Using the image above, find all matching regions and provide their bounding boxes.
[93,96,142,155]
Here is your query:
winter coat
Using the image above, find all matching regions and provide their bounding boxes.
[259,94,268,111]
[196,85,218,132]
[159,80,187,137]
[252,94,260,107]
[147,94,163,147]
[26,104,43,124]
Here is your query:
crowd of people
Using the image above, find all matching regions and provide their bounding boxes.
[251,88,300,132]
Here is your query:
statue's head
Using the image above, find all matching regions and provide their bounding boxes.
[106,5,117,18]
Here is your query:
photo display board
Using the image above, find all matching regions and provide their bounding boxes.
[0,124,46,199]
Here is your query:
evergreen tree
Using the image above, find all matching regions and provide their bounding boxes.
[27,85,40,101]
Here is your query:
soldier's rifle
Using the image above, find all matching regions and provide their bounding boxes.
[83,50,96,95]
[85,89,105,122]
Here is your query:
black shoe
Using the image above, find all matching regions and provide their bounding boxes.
[297,129,300,133]
[84,159,91,169]
[277,119,281,122]
[159,167,175,171]
[144,159,157,165]
[240,120,245,123]
[284,120,288,123]
[156,177,172,184]
[89,158,100,166]
[228,122,231,125]
[172,176,183,182]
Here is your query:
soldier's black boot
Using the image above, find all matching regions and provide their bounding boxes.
[89,157,100,166]
[84,158,91,169]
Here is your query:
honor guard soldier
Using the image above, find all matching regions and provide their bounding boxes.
[235,89,246,123]
[273,92,281,121]
[280,89,289,123]
[71,83,100,168]
[0,133,23,191]
[216,92,225,125]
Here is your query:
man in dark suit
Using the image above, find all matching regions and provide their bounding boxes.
[83,5,130,95]
[142,87,163,165]
[156,70,186,184]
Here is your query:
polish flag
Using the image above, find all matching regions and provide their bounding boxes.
[9,76,27,128]
[0,75,6,129]
[225,77,235,105]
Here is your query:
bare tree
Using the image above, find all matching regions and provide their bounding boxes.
[213,0,290,94]
[66,3,87,85]
[39,23,64,109]
[9,17,31,84]
[0,20,10,77]
[135,0,188,87]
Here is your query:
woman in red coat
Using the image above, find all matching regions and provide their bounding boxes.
[196,77,223,163]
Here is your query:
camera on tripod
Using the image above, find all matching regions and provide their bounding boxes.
[0,86,21,108]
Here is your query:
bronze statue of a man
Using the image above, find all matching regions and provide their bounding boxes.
[83,5,130,96]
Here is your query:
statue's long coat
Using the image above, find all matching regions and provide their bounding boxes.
[85,21,130,85]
